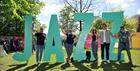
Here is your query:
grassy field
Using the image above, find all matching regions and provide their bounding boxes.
[0,49,140,71]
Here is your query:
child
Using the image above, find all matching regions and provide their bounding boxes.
[84,33,92,62]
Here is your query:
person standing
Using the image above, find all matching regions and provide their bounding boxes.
[99,23,113,63]
[61,28,76,63]
[35,28,46,64]
[84,32,92,62]
[115,25,133,64]
[91,28,98,62]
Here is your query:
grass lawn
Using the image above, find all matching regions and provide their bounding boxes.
[0,49,140,71]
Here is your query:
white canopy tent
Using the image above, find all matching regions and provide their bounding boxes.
[0,45,7,56]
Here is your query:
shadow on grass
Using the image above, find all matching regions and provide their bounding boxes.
[61,63,70,70]
[96,61,140,71]
[5,61,140,71]
[7,63,27,71]
[71,61,92,71]
[90,61,99,69]
[24,64,39,71]
[35,62,62,71]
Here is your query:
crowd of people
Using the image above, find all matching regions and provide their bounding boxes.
[61,23,133,65]
[34,22,133,65]
[0,35,24,54]
[0,22,133,66]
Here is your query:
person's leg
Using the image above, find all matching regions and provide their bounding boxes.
[39,45,44,63]
[106,43,110,63]
[65,43,71,62]
[92,41,98,61]
[67,44,71,59]
[86,51,88,60]
[65,43,69,58]
[69,44,73,59]
[86,51,91,61]
[106,43,110,60]
[95,42,98,60]
[70,44,74,62]
[125,43,132,63]
[101,44,104,61]
[35,45,39,63]
[126,49,132,62]
[118,43,123,61]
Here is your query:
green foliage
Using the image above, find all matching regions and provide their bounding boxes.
[123,17,137,32]
[0,0,45,36]
[93,17,136,33]
[59,5,78,31]
[93,18,103,30]
[33,23,46,32]
[0,49,140,70]
[93,18,112,30]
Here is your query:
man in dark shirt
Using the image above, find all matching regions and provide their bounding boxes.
[35,28,46,64]
[115,26,132,64]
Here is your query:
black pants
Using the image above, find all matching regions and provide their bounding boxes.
[101,43,110,60]
[86,51,91,60]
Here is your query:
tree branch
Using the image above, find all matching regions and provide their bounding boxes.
[82,0,89,11]
[73,0,78,13]
[64,0,78,12]
[84,0,93,13]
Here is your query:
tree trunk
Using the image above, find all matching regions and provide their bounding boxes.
[80,21,82,31]
[137,17,140,32]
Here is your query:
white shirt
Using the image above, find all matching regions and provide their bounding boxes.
[103,30,106,42]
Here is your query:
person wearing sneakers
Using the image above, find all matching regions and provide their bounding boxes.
[115,25,133,65]
[61,28,76,63]
[84,32,92,62]
[99,23,114,63]
[35,28,46,64]
[91,28,99,62]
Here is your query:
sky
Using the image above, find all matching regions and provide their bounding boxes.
[36,0,140,33]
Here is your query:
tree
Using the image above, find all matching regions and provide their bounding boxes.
[60,5,78,32]
[93,16,137,33]
[123,17,137,32]
[137,16,140,32]
[33,22,46,32]
[63,0,93,31]
[0,0,45,36]
[93,20,112,32]
[63,0,108,31]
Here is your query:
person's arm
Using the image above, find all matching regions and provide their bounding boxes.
[72,34,76,39]
[60,26,66,35]
[43,33,46,37]
[109,30,114,37]
[114,32,120,39]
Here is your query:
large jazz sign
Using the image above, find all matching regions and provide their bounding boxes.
[13,12,124,62]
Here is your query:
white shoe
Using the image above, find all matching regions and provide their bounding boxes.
[36,62,39,65]
[38,61,41,64]
[100,60,103,63]
[106,60,110,63]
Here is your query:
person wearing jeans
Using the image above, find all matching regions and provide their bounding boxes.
[115,25,133,64]
[61,28,76,63]
[35,45,44,63]
[35,28,46,64]
[91,28,98,62]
